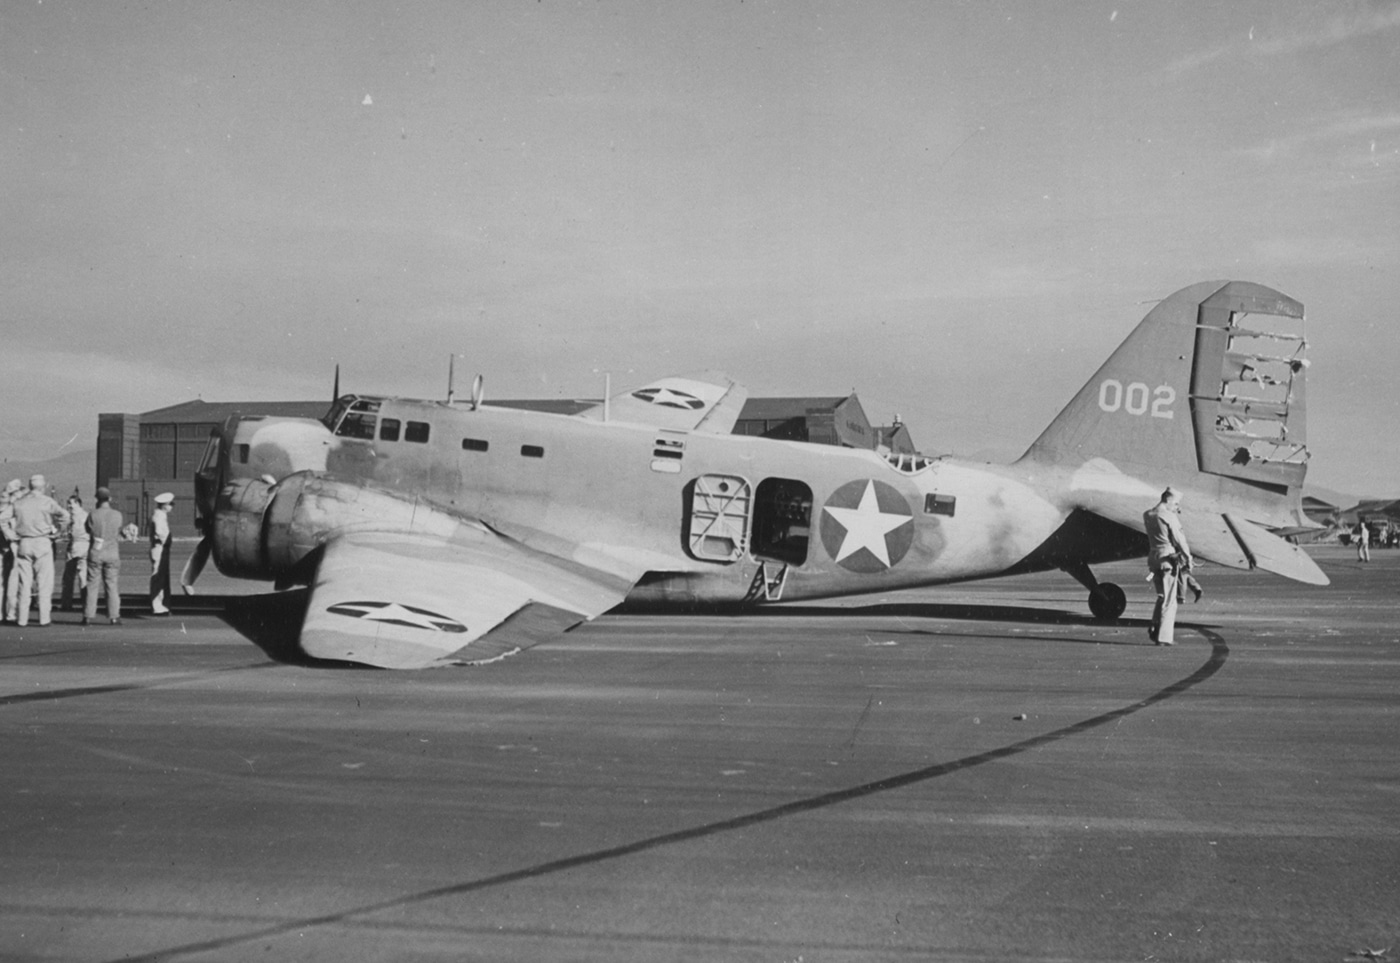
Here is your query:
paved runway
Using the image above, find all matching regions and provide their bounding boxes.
[1,545,1396,961]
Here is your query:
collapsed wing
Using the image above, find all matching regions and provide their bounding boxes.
[575,371,748,434]
[1079,493,1329,586]
[300,526,636,669]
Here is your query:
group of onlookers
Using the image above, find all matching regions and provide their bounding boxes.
[0,476,175,627]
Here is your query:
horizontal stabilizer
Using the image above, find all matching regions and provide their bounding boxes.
[1078,492,1328,585]
[1223,513,1330,586]
[1176,509,1250,570]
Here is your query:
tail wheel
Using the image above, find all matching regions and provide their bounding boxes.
[1088,582,1127,621]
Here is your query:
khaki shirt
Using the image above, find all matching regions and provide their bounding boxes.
[1143,502,1191,570]
[86,505,125,562]
[12,491,70,539]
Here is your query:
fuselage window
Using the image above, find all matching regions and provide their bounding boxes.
[924,493,956,516]
[379,418,401,442]
[521,444,544,459]
[751,477,812,566]
[462,438,489,452]
[405,421,430,443]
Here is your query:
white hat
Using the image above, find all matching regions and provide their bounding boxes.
[3,479,20,494]
[154,492,175,506]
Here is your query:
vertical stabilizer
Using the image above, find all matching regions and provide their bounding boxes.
[1022,281,1310,497]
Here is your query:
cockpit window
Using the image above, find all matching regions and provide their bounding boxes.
[197,434,221,473]
[331,397,381,439]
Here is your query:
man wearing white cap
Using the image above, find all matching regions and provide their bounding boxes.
[1142,486,1192,646]
[0,479,23,622]
[149,492,175,615]
[13,474,70,627]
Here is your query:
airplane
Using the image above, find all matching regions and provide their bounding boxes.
[182,279,1327,668]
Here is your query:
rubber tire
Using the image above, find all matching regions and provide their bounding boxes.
[1088,582,1127,621]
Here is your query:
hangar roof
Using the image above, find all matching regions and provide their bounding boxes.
[140,399,328,423]
[736,396,852,420]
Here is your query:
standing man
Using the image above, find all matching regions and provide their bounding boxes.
[60,493,90,611]
[84,487,124,625]
[149,492,175,616]
[13,474,70,628]
[1143,486,1192,647]
[1355,520,1371,563]
[0,479,21,623]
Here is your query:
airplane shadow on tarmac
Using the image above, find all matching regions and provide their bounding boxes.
[217,589,367,670]
[215,592,1213,665]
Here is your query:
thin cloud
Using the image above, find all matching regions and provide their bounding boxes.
[1166,2,1400,75]
[1233,109,1400,167]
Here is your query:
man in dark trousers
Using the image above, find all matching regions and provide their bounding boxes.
[149,492,174,615]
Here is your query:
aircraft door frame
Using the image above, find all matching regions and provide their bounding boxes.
[750,477,813,567]
[683,474,752,563]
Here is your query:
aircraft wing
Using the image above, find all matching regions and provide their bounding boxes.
[1078,493,1329,586]
[299,527,636,669]
[575,371,748,434]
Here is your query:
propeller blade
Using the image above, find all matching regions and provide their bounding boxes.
[181,536,212,595]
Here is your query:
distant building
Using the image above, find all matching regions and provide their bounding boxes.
[1300,495,1340,528]
[98,400,327,535]
[97,392,915,535]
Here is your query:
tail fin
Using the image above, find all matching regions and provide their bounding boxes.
[1022,280,1311,499]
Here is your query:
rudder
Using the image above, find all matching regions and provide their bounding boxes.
[1022,280,1311,497]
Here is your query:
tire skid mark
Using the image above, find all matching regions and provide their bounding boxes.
[121,628,1229,962]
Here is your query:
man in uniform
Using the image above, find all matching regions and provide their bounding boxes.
[1143,486,1192,646]
[60,493,90,611]
[84,487,124,625]
[149,492,175,616]
[13,474,70,628]
[0,478,22,623]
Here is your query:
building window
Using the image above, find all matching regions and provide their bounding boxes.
[462,438,489,452]
[405,421,430,443]
[379,418,401,442]
[521,444,544,459]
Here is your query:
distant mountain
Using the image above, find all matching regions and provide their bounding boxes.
[1304,484,1361,510]
[0,449,97,500]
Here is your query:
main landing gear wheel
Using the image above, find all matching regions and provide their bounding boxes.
[1088,582,1127,621]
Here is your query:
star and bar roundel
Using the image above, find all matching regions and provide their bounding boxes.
[819,479,915,574]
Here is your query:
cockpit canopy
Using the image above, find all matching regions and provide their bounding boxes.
[324,395,383,439]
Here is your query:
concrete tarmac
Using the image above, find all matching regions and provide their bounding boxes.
[1,545,1396,961]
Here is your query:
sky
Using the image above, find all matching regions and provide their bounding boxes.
[3,1,1398,495]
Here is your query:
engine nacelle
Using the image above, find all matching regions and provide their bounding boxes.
[210,472,462,583]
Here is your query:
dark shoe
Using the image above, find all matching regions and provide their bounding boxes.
[1191,586,1203,603]
[81,618,90,625]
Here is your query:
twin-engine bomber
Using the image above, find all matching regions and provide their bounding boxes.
[183,280,1327,668]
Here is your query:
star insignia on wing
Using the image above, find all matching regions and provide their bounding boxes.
[632,387,705,410]
[326,601,468,633]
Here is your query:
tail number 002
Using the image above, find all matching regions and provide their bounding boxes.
[1098,380,1175,419]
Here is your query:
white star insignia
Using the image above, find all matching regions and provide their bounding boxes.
[337,602,444,630]
[823,480,912,568]
[634,387,704,409]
